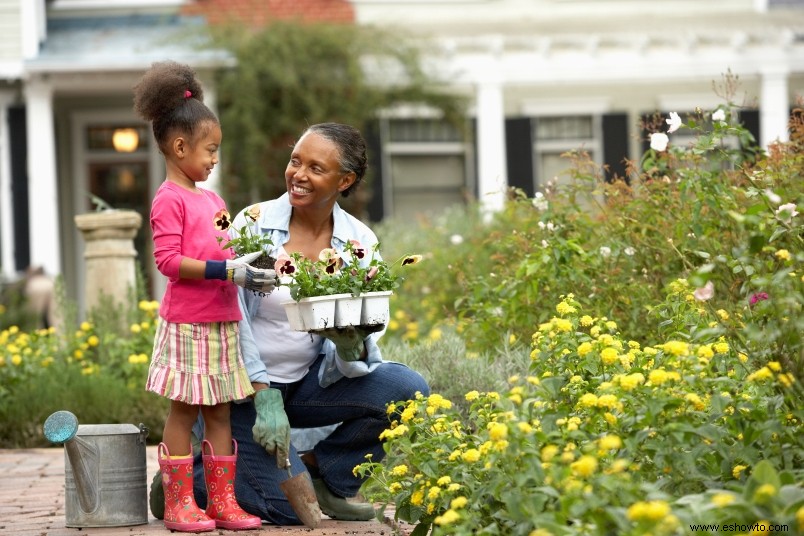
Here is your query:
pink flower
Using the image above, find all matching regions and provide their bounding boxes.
[693,281,714,301]
[348,239,367,259]
[275,254,296,276]
[749,292,769,307]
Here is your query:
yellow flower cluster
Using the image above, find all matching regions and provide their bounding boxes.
[627,500,671,522]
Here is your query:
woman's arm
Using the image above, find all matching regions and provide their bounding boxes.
[237,289,272,386]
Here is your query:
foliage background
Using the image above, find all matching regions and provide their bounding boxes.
[205,20,467,214]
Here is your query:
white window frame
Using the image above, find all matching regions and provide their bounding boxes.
[378,114,474,219]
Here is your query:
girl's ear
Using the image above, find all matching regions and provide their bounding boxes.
[337,171,356,192]
[172,136,186,158]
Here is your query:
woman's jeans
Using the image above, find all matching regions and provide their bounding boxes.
[192,356,429,525]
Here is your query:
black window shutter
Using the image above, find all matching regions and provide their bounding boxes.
[9,105,29,271]
[602,113,629,183]
[364,120,384,223]
[505,117,534,197]
[740,109,760,147]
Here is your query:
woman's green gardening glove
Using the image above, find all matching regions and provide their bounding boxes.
[252,388,291,469]
[320,325,385,362]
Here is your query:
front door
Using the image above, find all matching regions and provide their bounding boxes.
[72,113,156,302]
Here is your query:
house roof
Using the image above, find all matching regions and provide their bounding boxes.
[25,14,233,73]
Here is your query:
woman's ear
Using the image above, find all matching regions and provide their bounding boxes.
[338,171,357,192]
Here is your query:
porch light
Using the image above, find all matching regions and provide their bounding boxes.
[112,128,139,152]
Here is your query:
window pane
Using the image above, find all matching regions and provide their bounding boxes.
[535,116,593,140]
[390,154,465,218]
[393,191,466,221]
[390,155,465,188]
[389,119,462,142]
[537,152,575,188]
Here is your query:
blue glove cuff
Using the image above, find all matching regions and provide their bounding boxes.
[204,260,227,280]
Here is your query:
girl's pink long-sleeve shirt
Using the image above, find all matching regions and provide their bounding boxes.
[150,181,241,323]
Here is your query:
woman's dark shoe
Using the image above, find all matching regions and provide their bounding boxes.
[311,478,375,521]
[149,469,165,520]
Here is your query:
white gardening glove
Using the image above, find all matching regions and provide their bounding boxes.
[205,252,277,294]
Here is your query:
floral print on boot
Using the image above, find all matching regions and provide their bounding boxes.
[157,443,215,533]
[202,439,261,530]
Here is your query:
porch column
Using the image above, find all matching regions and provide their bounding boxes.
[0,91,14,280]
[24,78,61,277]
[759,68,789,148]
[475,38,507,215]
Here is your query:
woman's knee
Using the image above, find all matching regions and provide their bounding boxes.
[382,363,430,401]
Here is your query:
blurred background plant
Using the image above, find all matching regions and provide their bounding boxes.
[0,271,168,447]
[378,98,802,386]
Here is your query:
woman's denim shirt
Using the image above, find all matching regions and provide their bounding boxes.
[233,193,385,388]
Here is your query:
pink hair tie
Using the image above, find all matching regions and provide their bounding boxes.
[184,90,192,99]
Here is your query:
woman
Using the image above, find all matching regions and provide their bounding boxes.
[194,122,429,524]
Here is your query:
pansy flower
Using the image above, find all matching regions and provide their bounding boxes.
[348,239,367,260]
[213,209,231,231]
[319,248,341,274]
[245,204,261,222]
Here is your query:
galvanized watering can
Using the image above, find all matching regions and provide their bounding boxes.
[43,410,149,528]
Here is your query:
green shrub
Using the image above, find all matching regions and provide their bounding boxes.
[0,295,167,447]
[357,294,803,535]
[378,100,802,388]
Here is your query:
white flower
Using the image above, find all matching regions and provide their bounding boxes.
[666,112,682,134]
[624,247,636,256]
[712,109,726,122]
[450,234,464,245]
[650,132,669,152]
[693,281,715,301]
[541,240,549,248]
[775,202,799,222]
[546,222,556,232]
[538,221,546,230]
[532,192,549,211]
[764,189,781,205]
[599,246,612,258]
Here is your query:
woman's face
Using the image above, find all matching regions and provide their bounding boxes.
[285,132,355,210]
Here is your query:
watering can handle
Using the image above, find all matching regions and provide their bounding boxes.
[138,423,149,445]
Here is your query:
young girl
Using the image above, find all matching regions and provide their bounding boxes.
[133,61,273,533]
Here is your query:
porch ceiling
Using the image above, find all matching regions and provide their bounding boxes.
[24,14,232,74]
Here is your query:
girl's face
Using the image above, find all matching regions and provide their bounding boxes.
[175,122,221,184]
[285,132,355,210]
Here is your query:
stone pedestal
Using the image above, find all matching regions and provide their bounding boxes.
[74,210,142,315]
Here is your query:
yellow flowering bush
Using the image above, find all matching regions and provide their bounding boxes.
[0,298,165,447]
[356,295,803,535]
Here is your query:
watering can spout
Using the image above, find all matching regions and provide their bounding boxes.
[44,411,100,514]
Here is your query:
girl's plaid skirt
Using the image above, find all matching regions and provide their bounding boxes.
[146,318,254,405]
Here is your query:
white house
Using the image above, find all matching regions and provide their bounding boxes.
[1,0,802,312]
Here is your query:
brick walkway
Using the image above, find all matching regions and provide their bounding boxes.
[0,447,408,536]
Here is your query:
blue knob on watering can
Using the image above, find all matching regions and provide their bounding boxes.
[43,410,100,515]
[43,410,80,444]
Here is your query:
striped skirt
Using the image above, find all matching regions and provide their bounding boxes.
[146,318,254,405]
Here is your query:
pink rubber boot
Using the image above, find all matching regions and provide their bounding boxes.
[157,443,215,533]
[201,439,262,530]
